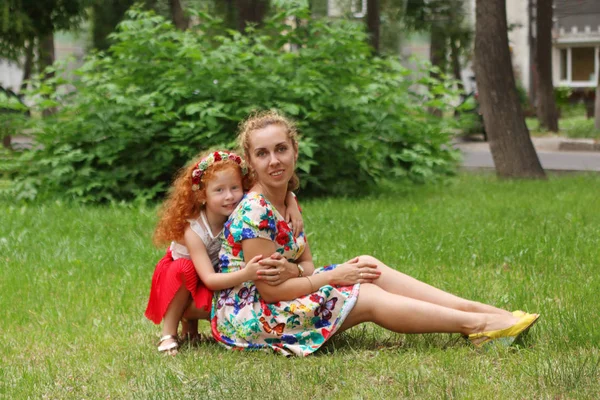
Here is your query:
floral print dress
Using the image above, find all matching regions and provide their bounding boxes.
[211,192,360,356]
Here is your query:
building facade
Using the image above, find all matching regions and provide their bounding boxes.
[553,0,600,89]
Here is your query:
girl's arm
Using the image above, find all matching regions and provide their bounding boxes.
[242,237,379,303]
[183,228,275,291]
[285,191,303,238]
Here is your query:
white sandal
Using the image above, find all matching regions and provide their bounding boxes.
[157,334,179,354]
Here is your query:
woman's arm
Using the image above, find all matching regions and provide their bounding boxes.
[242,238,379,303]
[183,228,275,291]
[257,243,316,283]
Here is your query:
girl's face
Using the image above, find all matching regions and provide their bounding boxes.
[203,167,244,219]
[248,124,297,190]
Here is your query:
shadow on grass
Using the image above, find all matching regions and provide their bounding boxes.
[316,326,467,356]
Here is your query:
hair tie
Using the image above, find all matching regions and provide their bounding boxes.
[191,151,248,191]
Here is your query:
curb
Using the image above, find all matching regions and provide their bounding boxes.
[558,140,600,152]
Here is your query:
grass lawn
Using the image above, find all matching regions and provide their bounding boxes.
[1,174,599,398]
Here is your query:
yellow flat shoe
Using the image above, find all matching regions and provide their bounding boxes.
[512,310,526,318]
[468,313,540,348]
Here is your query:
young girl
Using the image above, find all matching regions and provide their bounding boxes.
[145,150,303,354]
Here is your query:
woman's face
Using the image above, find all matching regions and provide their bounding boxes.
[247,124,297,190]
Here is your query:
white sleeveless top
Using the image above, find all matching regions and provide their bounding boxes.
[169,211,222,267]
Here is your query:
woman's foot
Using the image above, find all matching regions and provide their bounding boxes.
[468,313,540,348]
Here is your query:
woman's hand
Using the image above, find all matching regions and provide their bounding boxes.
[329,257,381,286]
[257,252,298,286]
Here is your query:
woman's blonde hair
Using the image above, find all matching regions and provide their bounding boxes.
[153,150,250,247]
[237,110,300,191]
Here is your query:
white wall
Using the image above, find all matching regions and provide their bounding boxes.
[0,60,23,92]
[506,0,530,90]
[0,32,86,93]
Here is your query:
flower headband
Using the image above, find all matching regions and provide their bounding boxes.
[191,151,248,191]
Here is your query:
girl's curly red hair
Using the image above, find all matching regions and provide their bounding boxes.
[153,150,249,247]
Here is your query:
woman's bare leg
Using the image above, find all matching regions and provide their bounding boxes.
[339,284,518,334]
[357,255,512,316]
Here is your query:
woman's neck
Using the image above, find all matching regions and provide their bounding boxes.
[203,209,227,237]
[253,184,287,214]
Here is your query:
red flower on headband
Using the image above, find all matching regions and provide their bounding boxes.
[213,152,222,161]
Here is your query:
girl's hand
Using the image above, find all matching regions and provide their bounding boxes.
[329,257,380,286]
[285,200,304,238]
[244,255,265,281]
[247,255,287,284]
[258,252,298,286]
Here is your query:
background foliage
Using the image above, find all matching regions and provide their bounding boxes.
[3,6,459,203]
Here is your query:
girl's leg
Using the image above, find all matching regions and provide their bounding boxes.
[181,318,199,340]
[357,255,511,316]
[160,285,192,351]
[183,303,211,321]
[340,284,518,335]
[181,304,210,343]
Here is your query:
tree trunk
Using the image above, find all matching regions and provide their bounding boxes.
[169,0,189,31]
[474,0,545,178]
[366,0,380,55]
[428,25,446,117]
[38,33,55,77]
[38,33,57,117]
[20,38,35,92]
[595,59,600,129]
[528,0,537,109]
[92,0,137,50]
[449,35,463,91]
[235,0,269,33]
[536,0,558,131]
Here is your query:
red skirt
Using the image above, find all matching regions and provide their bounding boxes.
[144,250,213,324]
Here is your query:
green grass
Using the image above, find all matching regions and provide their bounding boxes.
[2,174,600,398]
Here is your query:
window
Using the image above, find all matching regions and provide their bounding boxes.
[558,46,598,86]
[351,0,367,18]
[571,47,595,82]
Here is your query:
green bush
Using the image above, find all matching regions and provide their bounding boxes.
[454,96,484,135]
[561,117,600,139]
[3,7,459,203]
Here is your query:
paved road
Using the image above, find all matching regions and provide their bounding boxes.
[454,137,600,172]
[9,134,600,172]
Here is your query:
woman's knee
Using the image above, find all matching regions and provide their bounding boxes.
[352,284,383,318]
[357,255,382,266]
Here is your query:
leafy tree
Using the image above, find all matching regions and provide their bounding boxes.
[404,0,473,83]
[3,7,459,202]
[0,0,86,87]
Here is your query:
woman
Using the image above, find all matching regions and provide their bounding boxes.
[210,110,539,356]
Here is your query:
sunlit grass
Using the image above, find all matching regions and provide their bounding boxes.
[1,174,599,398]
